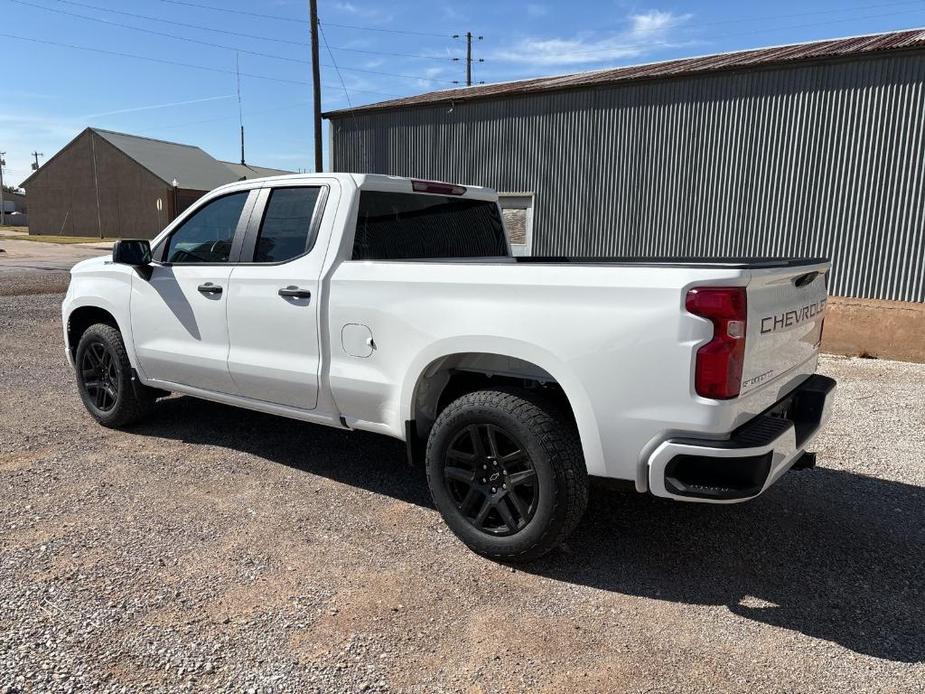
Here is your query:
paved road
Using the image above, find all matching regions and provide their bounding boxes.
[1,292,923,692]
[0,238,112,295]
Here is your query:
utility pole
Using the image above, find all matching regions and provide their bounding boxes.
[453,32,484,86]
[31,151,43,171]
[0,152,6,227]
[309,0,323,172]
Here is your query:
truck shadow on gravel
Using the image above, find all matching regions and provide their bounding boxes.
[541,477,925,664]
[136,396,923,664]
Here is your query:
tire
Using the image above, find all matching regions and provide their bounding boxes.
[74,323,155,428]
[425,388,589,562]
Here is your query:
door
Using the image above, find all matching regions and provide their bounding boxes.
[498,193,534,257]
[131,189,255,394]
[226,185,329,409]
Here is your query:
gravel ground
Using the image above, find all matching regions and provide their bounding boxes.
[0,239,110,296]
[1,292,923,693]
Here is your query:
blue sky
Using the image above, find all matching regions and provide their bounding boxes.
[3,0,925,184]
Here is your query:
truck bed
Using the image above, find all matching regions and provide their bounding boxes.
[516,256,830,269]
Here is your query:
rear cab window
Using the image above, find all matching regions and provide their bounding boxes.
[352,191,508,260]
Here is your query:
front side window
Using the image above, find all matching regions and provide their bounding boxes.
[352,191,508,261]
[253,187,321,262]
[163,191,248,263]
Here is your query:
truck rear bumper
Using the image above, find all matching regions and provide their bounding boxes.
[647,375,836,503]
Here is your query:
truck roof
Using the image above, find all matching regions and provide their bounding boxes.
[212,172,497,201]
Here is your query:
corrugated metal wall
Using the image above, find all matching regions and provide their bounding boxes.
[331,51,925,302]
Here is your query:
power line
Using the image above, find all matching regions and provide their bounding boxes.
[321,20,453,38]
[324,44,458,62]
[7,0,308,64]
[8,0,454,82]
[319,19,370,171]
[0,31,305,83]
[380,0,923,40]
[21,0,920,67]
[44,0,462,59]
[155,0,451,37]
[318,22,354,111]
[153,0,306,23]
[47,0,307,46]
[322,85,400,96]
[145,102,311,133]
[320,63,454,83]
[0,32,397,94]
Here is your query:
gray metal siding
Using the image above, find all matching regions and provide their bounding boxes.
[331,51,925,302]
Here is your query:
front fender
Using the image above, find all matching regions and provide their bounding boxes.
[62,264,139,372]
[399,336,607,477]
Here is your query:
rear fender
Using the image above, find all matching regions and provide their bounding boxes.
[401,336,606,476]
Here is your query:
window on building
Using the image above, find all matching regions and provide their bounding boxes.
[352,191,508,260]
[253,187,322,263]
[163,191,249,263]
[498,193,534,257]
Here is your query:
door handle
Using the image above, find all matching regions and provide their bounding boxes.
[278,286,311,300]
[197,282,223,295]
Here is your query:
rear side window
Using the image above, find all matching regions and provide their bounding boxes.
[352,191,507,260]
[253,187,321,263]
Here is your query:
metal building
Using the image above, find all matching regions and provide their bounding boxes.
[325,30,925,303]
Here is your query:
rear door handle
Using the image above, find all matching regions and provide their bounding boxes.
[197,282,222,295]
[278,286,311,300]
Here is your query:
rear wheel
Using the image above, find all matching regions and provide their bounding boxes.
[75,323,155,428]
[426,389,588,561]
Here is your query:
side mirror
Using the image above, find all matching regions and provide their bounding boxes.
[112,239,151,267]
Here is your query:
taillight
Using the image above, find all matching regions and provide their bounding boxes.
[411,179,466,195]
[686,287,748,400]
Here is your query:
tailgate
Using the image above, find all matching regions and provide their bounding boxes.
[741,261,830,396]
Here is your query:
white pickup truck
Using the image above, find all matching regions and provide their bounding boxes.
[63,173,835,560]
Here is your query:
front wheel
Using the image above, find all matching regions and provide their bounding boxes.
[75,323,155,428]
[425,389,588,562]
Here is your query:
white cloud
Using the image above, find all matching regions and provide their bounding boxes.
[414,66,449,89]
[494,36,641,66]
[629,10,691,39]
[441,5,466,22]
[332,2,392,22]
[492,9,692,68]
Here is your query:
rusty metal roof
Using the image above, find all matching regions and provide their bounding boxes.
[324,28,925,118]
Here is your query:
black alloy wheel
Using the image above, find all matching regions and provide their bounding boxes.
[79,339,120,412]
[426,388,589,561]
[74,323,156,427]
[443,423,539,536]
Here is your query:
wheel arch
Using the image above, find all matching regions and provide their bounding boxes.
[64,295,138,372]
[66,305,118,357]
[401,339,606,476]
